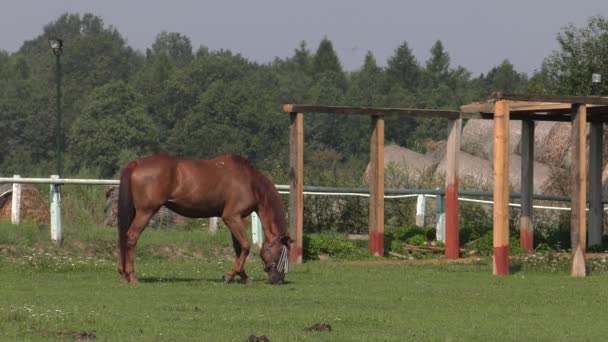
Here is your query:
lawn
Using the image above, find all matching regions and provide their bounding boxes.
[1,221,608,341]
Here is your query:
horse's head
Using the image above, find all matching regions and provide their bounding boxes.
[260,236,291,284]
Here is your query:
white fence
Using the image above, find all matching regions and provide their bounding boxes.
[0,176,582,245]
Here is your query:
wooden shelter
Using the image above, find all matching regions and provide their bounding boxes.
[282,104,461,263]
[461,93,608,277]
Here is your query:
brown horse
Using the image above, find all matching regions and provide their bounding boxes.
[117,154,290,285]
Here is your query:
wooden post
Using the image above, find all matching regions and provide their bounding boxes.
[209,217,218,234]
[369,115,385,256]
[11,175,21,225]
[50,175,63,245]
[493,100,510,275]
[289,112,304,264]
[571,104,587,277]
[415,195,425,227]
[445,118,461,259]
[588,118,603,247]
[251,212,264,248]
[435,190,445,242]
[520,120,534,254]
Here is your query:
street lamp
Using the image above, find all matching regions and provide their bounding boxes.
[48,37,63,176]
[48,38,63,245]
[592,73,601,96]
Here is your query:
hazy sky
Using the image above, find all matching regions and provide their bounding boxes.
[1,0,606,76]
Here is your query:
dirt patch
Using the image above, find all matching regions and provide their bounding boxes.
[339,257,483,266]
[58,330,96,340]
[304,323,332,332]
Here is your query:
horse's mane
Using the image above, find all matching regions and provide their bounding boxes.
[230,155,288,239]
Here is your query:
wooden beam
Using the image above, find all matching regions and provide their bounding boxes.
[520,120,534,254]
[369,115,385,256]
[588,119,603,247]
[571,104,587,277]
[493,100,510,275]
[289,112,304,264]
[282,104,460,119]
[491,92,608,106]
[444,118,461,259]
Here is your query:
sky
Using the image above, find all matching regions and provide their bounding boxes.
[1,0,606,76]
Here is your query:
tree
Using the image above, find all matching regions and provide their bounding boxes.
[480,60,528,93]
[312,37,346,89]
[150,31,194,67]
[533,15,608,95]
[386,41,421,92]
[68,82,158,177]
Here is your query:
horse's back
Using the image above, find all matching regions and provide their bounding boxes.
[127,154,260,217]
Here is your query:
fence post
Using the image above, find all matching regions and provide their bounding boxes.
[251,212,264,248]
[435,189,445,242]
[11,175,21,225]
[50,175,62,245]
[415,195,425,227]
[209,217,218,235]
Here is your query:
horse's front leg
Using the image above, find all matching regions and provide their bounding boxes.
[222,215,251,284]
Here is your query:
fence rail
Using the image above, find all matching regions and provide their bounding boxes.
[1,176,606,245]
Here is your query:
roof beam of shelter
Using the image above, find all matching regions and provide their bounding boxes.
[282,104,460,119]
[491,92,608,106]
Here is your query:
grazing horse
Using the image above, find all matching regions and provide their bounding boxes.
[117,154,290,285]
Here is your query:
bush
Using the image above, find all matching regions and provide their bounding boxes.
[303,233,367,260]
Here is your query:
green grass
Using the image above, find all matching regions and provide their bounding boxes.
[2,220,608,341]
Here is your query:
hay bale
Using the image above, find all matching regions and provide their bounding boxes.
[435,151,493,188]
[508,155,567,195]
[104,186,189,228]
[536,122,571,168]
[364,144,439,186]
[433,152,566,195]
[461,119,521,160]
[0,184,50,224]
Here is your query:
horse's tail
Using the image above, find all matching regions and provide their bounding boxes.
[117,162,136,252]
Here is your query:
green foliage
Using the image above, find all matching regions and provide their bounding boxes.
[303,233,367,260]
[68,81,158,177]
[532,15,608,96]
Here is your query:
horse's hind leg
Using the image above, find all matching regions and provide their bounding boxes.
[124,210,154,284]
[222,215,250,284]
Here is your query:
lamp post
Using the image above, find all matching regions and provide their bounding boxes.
[48,38,63,245]
[592,73,601,96]
[49,38,63,176]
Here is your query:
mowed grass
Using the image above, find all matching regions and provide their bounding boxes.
[2,221,608,341]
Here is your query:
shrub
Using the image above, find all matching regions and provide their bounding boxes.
[303,233,367,260]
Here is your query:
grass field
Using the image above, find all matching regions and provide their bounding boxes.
[2,221,608,341]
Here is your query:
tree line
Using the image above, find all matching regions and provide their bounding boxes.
[1,13,606,184]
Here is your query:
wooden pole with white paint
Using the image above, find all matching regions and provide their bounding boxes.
[50,175,63,245]
[11,175,21,225]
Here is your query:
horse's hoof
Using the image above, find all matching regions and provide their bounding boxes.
[242,277,253,285]
[119,276,129,284]
[128,275,139,285]
[223,274,234,284]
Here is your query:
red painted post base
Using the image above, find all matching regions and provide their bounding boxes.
[289,245,302,264]
[520,217,533,254]
[444,180,460,259]
[493,246,509,275]
[571,246,586,278]
[369,231,384,257]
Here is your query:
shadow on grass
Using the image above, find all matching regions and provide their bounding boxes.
[509,263,523,274]
[138,277,202,283]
